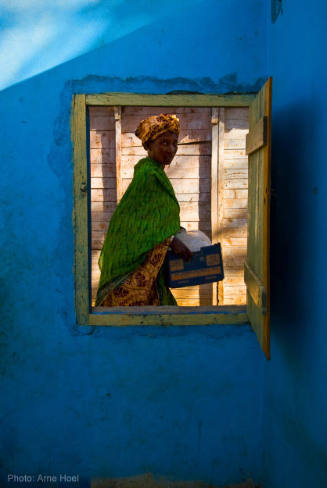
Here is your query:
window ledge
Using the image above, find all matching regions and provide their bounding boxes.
[88,305,248,326]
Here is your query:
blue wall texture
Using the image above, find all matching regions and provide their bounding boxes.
[262,1,327,487]
[0,1,267,487]
[4,0,327,486]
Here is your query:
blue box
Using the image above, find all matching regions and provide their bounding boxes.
[165,243,224,288]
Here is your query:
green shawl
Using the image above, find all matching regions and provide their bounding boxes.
[96,157,180,305]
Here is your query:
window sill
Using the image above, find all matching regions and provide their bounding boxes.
[87,305,248,326]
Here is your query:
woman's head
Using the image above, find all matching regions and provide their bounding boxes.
[146,131,178,166]
[135,113,180,166]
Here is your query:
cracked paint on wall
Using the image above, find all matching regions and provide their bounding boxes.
[271,0,283,23]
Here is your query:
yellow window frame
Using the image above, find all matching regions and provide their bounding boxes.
[71,92,255,327]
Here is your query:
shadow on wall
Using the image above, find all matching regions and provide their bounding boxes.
[270,98,319,335]
[0,0,265,94]
[0,0,204,90]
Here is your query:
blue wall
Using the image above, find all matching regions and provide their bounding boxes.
[262,1,327,487]
[0,1,266,486]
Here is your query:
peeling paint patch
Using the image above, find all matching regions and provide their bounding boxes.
[271,0,283,23]
[71,75,264,96]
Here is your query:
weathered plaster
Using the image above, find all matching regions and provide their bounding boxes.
[0,1,266,485]
[261,0,327,486]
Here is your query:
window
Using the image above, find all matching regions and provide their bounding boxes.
[71,82,272,358]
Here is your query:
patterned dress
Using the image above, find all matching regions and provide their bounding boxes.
[100,239,170,306]
[96,157,180,306]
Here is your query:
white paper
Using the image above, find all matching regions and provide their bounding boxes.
[174,229,212,252]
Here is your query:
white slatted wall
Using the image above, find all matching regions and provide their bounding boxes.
[222,108,249,305]
[89,105,248,307]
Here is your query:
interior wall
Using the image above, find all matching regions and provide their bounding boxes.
[262,1,327,486]
[0,1,266,486]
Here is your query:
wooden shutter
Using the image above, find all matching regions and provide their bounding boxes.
[245,78,272,359]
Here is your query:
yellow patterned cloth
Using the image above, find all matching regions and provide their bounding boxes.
[135,113,180,148]
[100,238,170,306]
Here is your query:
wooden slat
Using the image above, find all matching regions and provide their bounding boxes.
[91,211,114,223]
[92,231,105,249]
[224,208,247,219]
[91,189,117,202]
[179,202,210,221]
[224,179,248,189]
[224,285,246,296]
[114,107,122,203]
[224,158,248,170]
[122,106,211,116]
[244,261,266,312]
[92,221,109,233]
[224,149,247,159]
[122,112,210,133]
[211,108,219,243]
[89,305,249,326]
[223,296,246,306]
[121,178,210,195]
[223,269,246,285]
[175,192,210,202]
[225,108,249,121]
[120,145,148,156]
[224,227,247,238]
[224,128,249,139]
[246,78,272,359]
[224,138,246,149]
[86,93,255,107]
[224,198,247,209]
[224,218,248,229]
[174,298,213,306]
[224,237,247,247]
[172,284,212,298]
[211,108,219,306]
[91,177,116,189]
[91,201,117,213]
[166,160,210,179]
[176,142,211,156]
[89,107,115,130]
[90,164,115,178]
[71,94,89,324]
[180,221,211,232]
[223,247,247,267]
[90,148,115,164]
[89,130,115,149]
[246,116,267,155]
[168,154,211,167]
[224,169,248,179]
[218,108,225,304]
[224,189,248,199]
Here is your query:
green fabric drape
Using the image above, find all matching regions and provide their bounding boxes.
[96,157,180,306]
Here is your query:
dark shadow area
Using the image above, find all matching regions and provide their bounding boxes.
[270,99,320,352]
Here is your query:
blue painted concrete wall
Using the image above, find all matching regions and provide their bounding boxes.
[0,1,266,486]
[262,1,327,487]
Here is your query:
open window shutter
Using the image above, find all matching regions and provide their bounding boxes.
[245,78,272,359]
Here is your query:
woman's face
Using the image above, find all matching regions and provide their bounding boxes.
[147,131,178,166]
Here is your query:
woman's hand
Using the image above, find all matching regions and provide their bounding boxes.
[170,237,193,262]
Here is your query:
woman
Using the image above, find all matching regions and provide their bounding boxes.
[96,113,192,307]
